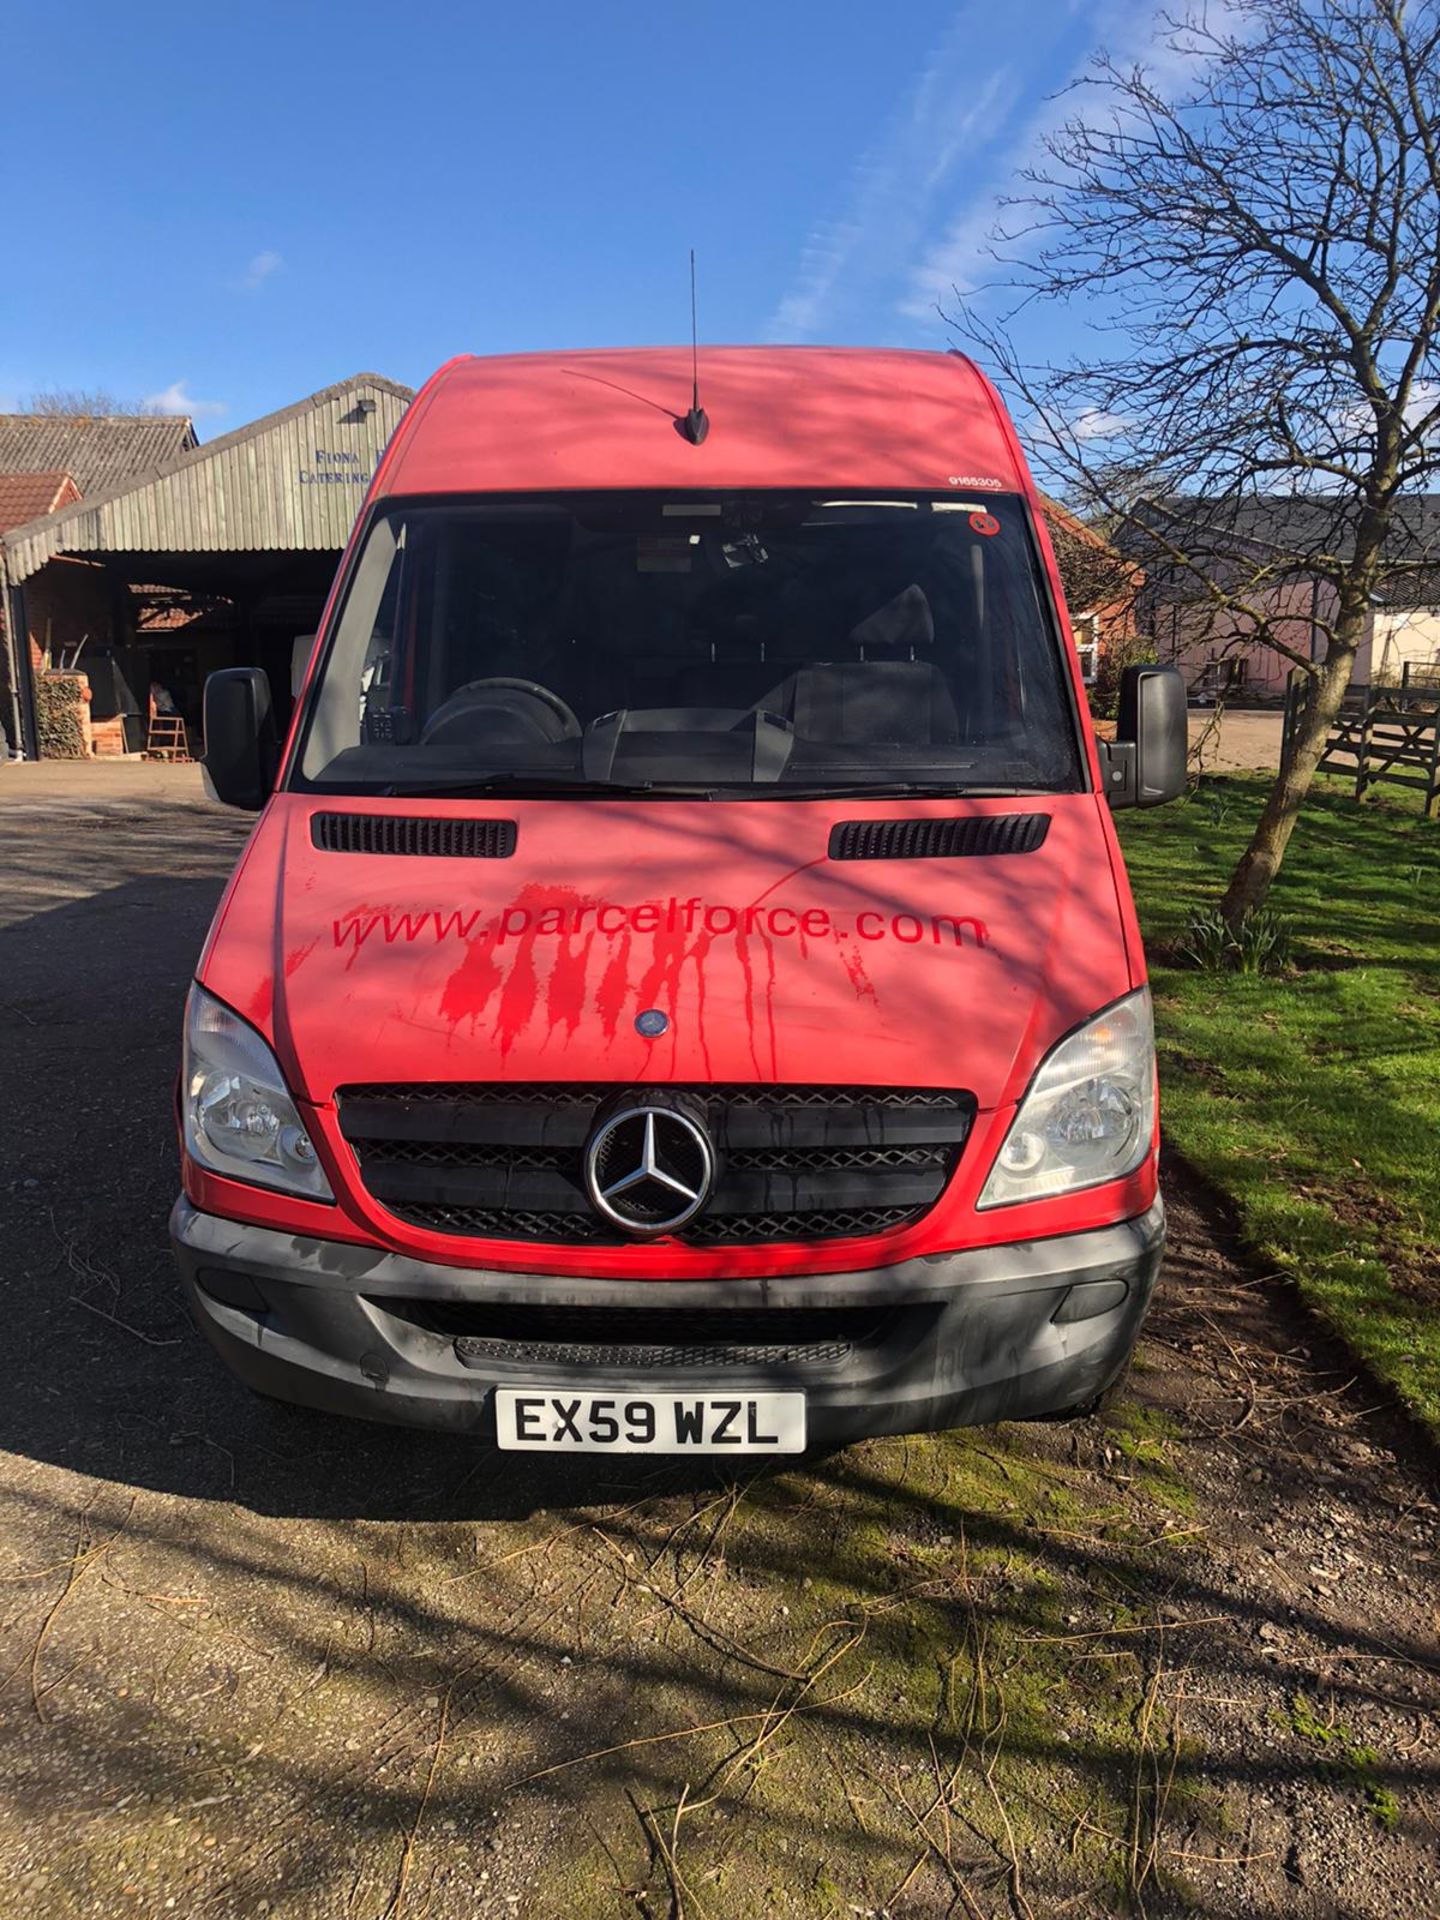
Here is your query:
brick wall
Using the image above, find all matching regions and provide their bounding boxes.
[24,558,115,672]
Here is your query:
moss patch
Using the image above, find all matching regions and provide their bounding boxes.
[521,1426,1222,1917]
[1284,1692,1402,1832]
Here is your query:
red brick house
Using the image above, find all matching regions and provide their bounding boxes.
[1039,495,1144,687]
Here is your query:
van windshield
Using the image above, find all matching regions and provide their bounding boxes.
[295,493,1083,797]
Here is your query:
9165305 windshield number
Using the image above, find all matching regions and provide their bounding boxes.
[510,1395,781,1446]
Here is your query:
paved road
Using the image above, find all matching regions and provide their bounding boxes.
[0,768,1434,1919]
[2,705,1285,807]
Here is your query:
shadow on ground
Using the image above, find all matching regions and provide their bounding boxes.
[0,786,1435,1918]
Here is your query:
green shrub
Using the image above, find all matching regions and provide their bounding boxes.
[1175,904,1290,974]
[36,673,88,759]
[1088,633,1158,721]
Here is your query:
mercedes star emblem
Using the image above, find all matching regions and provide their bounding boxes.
[583,1105,714,1235]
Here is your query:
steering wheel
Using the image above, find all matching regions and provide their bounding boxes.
[420,677,581,747]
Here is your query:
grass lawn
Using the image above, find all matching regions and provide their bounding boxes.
[1116,774,1440,1437]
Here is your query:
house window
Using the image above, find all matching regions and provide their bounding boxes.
[1199,656,1248,691]
[1072,614,1099,684]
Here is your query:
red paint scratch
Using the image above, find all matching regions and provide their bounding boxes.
[836,937,879,1006]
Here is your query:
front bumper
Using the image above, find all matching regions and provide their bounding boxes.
[170,1197,1165,1444]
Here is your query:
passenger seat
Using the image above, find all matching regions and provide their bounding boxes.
[763,661,960,745]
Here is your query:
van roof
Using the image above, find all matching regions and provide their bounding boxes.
[379,347,1027,500]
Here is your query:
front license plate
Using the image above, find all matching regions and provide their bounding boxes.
[495,1389,807,1454]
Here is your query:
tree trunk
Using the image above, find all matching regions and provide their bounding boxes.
[1218,641,1358,925]
[1220,500,1389,928]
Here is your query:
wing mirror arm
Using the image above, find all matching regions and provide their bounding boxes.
[1097,737,1138,806]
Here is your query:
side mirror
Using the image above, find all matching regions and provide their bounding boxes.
[1098,665,1187,808]
[202,668,278,811]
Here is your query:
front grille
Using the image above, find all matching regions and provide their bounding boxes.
[337,1082,973,1247]
[685,1206,920,1244]
[373,1300,898,1369]
[393,1201,611,1242]
[724,1144,938,1171]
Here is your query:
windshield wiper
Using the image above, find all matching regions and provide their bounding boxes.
[763,781,1035,800]
[382,776,692,798]
[376,775,1041,801]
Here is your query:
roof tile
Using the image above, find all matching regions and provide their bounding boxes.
[0,469,81,531]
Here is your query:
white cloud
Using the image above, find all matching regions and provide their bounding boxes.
[900,0,1248,323]
[767,215,866,343]
[1334,379,1440,449]
[1405,379,1440,430]
[765,18,1022,343]
[144,379,227,419]
[239,249,283,292]
[899,203,997,316]
[1070,405,1132,442]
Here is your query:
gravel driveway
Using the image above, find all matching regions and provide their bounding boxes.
[0,764,1434,1919]
[1187,709,1286,774]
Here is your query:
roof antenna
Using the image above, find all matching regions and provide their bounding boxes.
[678,249,709,445]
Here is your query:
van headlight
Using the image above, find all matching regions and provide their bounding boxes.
[978,989,1156,1209]
[182,984,334,1200]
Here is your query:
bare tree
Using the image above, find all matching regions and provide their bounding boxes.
[21,389,161,418]
[1043,507,1142,636]
[952,0,1440,922]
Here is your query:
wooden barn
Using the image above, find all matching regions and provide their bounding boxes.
[0,374,412,759]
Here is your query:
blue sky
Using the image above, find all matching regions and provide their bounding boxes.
[1,0,1178,431]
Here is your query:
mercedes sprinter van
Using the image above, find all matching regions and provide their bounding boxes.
[172,347,1185,1455]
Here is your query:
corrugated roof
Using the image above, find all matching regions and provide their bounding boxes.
[0,469,80,531]
[1119,493,1440,567]
[1120,493,1440,612]
[0,414,197,492]
[0,374,414,582]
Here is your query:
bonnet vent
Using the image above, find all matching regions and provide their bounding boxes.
[828,813,1051,862]
[311,813,518,858]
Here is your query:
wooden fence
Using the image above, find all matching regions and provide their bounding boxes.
[1285,669,1440,814]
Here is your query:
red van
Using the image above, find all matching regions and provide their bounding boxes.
[172,347,1185,1454]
